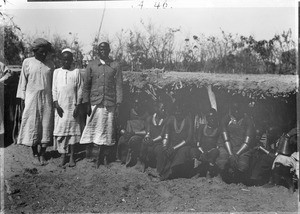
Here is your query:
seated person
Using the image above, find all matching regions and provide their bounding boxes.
[117,98,148,166]
[191,108,220,178]
[216,102,255,184]
[157,101,193,180]
[138,100,168,172]
[247,117,283,186]
[262,127,298,193]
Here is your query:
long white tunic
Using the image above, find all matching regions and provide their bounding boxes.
[52,68,82,136]
[16,57,54,146]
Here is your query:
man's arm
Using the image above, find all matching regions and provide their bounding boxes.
[52,69,58,102]
[115,64,123,105]
[220,115,233,155]
[16,59,28,100]
[0,62,12,83]
[173,116,192,150]
[236,116,254,156]
[196,124,205,153]
[82,63,92,104]
[76,69,83,105]
[162,117,171,148]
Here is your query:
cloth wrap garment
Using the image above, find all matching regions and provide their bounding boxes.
[139,114,167,168]
[16,57,55,146]
[158,115,193,180]
[117,117,146,163]
[191,124,220,164]
[216,114,254,172]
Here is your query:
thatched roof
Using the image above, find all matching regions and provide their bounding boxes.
[123,71,298,99]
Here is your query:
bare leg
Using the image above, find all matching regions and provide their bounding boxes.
[69,145,76,167]
[40,145,48,166]
[134,158,146,172]
[96,145,104,168]
[86,144,94,162]
[59,153,67,167]
[32,145,40,165]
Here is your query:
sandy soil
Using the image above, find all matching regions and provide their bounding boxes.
[1,143,299,213]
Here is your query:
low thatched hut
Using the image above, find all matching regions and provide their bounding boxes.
[121,70,298,132]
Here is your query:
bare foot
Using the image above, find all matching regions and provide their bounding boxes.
[40,156,48,166]
[68,158,76,167]
[86,157,95,163]
[193,158,201,168]
[134,160,146,172]
[32,156,41,166]
[59,154,67,167]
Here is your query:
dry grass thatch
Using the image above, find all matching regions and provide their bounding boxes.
[123,71,298,98]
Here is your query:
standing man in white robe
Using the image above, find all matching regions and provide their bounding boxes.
[80,42,123,168]
[16,38,54,166]
[52,48,83,167]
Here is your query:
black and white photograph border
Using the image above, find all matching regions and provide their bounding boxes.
[0,0,299,213]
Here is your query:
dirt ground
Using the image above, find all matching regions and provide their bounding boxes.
[1,143,299,213]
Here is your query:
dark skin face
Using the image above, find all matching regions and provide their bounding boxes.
[206,111,218,128]
[61,52,73,70]
[231,103,243,120]
[156,102,166,118]
[133,99,139,112]
[174,104,185,121]
[34,47,48,62]
[98,42,110,60]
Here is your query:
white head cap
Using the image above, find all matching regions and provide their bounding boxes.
[61,48,73,54]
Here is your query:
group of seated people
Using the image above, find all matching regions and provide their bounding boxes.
[110,97,298,192]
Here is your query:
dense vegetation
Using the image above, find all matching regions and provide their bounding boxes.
[1,15,296,74]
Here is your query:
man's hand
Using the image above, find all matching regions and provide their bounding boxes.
[165,147,175,158]
[199,152,208,162]
[143,136,152,145]
[54,101,64,118]
[123,131,134,139]
[73,105,79,118]
[162,144,168,153]
[268,152,276,159]
[86,102,92,116]
[229,154,238,169]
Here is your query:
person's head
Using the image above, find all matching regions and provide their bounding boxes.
[132,98,140,112]
[61,49,73,70]
[173,100,185,119]
[206,108,218,128]
[32,38,52,62]
[155,101,166,117]
[230,102,243,120]
[98,42,110,60]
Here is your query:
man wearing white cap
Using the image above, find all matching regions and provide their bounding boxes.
[52,48,83,167]
[80,42,123,168]
[16,38,54,165]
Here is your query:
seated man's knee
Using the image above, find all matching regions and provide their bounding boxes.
[208,148,220,162]
[128,135,143,146]
[118,136,128,146]
[237,159,249,172]
[216,147,228,170]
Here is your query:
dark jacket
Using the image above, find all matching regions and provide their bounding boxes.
[82,58,123,107]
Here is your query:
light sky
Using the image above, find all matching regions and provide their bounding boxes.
[2,0,297,55]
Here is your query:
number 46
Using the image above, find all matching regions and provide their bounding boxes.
[154,1,168,9]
